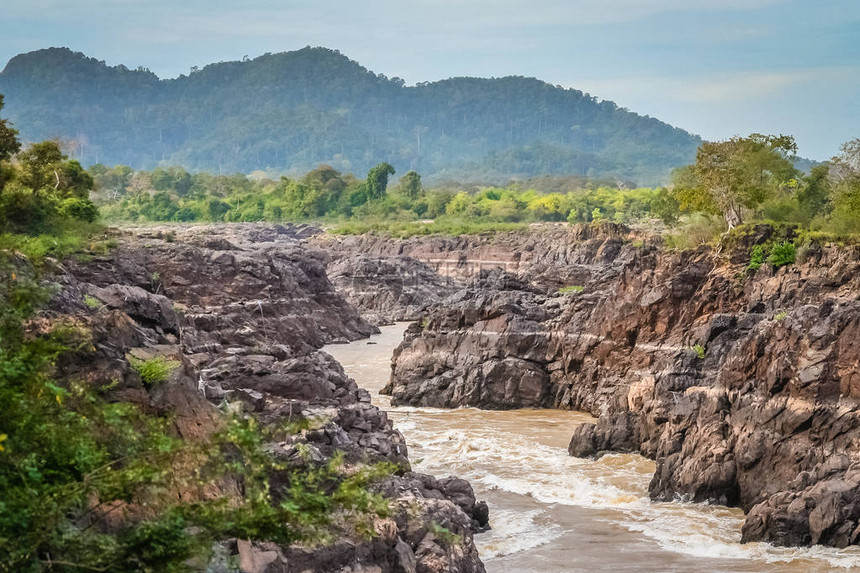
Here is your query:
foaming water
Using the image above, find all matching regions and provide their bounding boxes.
[324,324,860,572]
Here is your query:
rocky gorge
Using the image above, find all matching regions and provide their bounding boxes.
[315,224,860,550]
[45,223,489,573]
[32,220,860,571]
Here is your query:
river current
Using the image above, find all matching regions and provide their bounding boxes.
[324,324,860,572]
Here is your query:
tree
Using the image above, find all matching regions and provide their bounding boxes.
[365,162,395,200]
[829,138,860,225]
[673,134,798,228]
[797,164,831,219]
[396,170,422,200]
[17,141,66,192]
[0,94,20,163]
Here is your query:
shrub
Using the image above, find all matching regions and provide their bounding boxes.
[767,241,796,268]
[663,214,725,250]
[692,344,706,359]
[129,356,180,386]
[60,197,99,222]
[559,285,584,294]
[83,294,101,309]
[747,244,766,272]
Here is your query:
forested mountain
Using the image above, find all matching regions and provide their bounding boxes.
[0,47,702,184]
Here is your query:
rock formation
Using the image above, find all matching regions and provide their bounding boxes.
[340,223,860,549]
[49,223,487,572]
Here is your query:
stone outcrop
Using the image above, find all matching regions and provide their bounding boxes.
[325,255,461,326]
[50,223,486,573]
[373,223,860,549]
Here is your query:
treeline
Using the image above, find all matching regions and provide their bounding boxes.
[94,162,681,227]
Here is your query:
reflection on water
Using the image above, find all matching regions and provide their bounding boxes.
[324,324,860,572]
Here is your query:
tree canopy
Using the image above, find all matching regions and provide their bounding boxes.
[673,134,798,228]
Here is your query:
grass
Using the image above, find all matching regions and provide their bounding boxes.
[692,344,706,360]
[558,285,584,294]
[129,356,180,386]
[0,222,112,265]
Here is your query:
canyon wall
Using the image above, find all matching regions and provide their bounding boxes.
[322,224,860,549]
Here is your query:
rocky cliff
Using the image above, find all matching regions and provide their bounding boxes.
[48,223,487,573]
[328,224,860,549]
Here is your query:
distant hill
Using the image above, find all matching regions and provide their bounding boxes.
[0,46,703,185]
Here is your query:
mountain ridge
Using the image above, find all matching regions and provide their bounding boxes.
[0,46,702,184]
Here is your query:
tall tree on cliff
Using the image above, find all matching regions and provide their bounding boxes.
[673,134,798,228]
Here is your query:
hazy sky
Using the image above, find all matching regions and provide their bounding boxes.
[1,0,858,160]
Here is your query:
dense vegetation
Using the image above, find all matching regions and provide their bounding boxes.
[671,134,860,238]
[0,97,394,572]
[93,160,681,231]
[89,131,859,243]
[0,47,704,185]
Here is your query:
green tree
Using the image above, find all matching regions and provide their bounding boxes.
[829,138,860,228]
[365,162,395,200]
[673,134,798,228]
[0,95,20,163]
[396,170,422,200]
[797,164,832,219]
[17,141,66,193]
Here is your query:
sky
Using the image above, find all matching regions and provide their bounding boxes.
[1,0,858,160]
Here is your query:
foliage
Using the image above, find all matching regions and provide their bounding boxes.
[129,356,180,386]
[745,239,796,273]
[0,248,397,572]
[93,160,685,233]
[663,214,725,250]
[428,522,462,546]
[558,285,584,294]
[0,253,188,572]
[0,115,99,234]
[767,241,796,268]
[672,134,798,228]
[0,95,20,162]
[83,294,101,309]
[692,344,706,360]
[747,244,766,272]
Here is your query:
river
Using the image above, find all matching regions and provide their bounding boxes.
[324,323,860,572]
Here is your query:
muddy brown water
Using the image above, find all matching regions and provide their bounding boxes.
[324,324,860,572]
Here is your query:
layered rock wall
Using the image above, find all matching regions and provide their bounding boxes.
[363,224,860,549]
